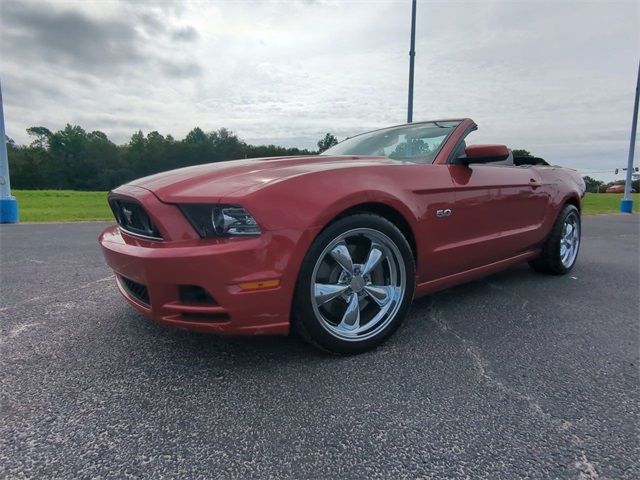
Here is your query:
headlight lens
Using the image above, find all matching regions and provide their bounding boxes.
[180,204,261,237]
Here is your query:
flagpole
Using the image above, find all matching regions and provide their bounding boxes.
[407,0,417,123]
[620,60,639,213]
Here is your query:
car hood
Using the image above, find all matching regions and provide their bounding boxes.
[127,155,398,203]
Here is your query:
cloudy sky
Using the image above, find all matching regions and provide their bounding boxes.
[1,0,638,180]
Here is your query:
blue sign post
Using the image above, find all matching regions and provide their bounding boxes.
[0,80,19,223]
[621,61,639,214]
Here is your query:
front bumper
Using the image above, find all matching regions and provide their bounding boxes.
[99,225,296,335]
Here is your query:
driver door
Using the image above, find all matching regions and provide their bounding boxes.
[444,162,550,273]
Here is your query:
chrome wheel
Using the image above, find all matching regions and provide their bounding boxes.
[310,228,406,342]
[560,212,580,268]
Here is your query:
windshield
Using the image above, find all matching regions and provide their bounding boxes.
[322,121,460,162]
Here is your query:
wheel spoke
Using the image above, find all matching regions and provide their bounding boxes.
[362,244,384,276]
[566,223,573,236]
[363,284,397,306]
[314,283,350,305]
[338,293,360,331]
[330,242,354,274]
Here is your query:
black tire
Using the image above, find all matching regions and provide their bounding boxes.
[292,213,415,354]
[529,204,581,275]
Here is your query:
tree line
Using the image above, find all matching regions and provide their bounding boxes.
[7,125,340,191]
[8,125,635,193]
[583,175,639,193]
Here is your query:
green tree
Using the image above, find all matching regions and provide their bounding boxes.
[317,133,338,153]
[26,126,52,149]
[7,142,47,188]
[583,176,605,193]
[209,128,245,161]
[512,149,532,157]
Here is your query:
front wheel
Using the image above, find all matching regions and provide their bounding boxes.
[529,204,581,275]
[292,214,415,354]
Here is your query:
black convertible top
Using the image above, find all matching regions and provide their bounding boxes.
[513,155,549,166]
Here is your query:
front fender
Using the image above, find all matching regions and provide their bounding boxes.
[222,166,422,234]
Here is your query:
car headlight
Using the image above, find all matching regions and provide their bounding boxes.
[179,204,261,237]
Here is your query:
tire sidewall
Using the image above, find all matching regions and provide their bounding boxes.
[293,214,415,354]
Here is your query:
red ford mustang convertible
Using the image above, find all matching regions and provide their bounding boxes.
[99,119,585,353]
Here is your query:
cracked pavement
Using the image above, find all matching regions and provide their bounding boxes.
[1,215,638,479]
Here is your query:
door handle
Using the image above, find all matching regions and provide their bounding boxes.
[529,179,542,188]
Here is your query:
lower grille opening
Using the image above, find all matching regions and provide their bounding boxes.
[179,285,217,305]
[120,276,150,305]
[178,312,230,322]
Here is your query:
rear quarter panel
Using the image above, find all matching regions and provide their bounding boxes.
[535,166,585,234]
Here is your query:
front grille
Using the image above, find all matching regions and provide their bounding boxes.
[109,198,162,240]
[119,276,150,306]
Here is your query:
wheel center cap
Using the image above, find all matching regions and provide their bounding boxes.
[350,276,365,292]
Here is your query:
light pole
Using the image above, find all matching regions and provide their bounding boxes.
[0,80,19,223]
[407,0,417,123]
[621,60,639,213]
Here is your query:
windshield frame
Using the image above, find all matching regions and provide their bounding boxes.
[320,119,463,164]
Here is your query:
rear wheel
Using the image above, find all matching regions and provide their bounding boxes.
[529,204,581,275]
[292,214,415,354]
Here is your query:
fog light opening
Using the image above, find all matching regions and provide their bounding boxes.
[179,285,217,304]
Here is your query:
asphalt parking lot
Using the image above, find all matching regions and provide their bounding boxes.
[1,215,638,479]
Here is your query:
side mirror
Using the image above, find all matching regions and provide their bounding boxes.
[457,144,510,164]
